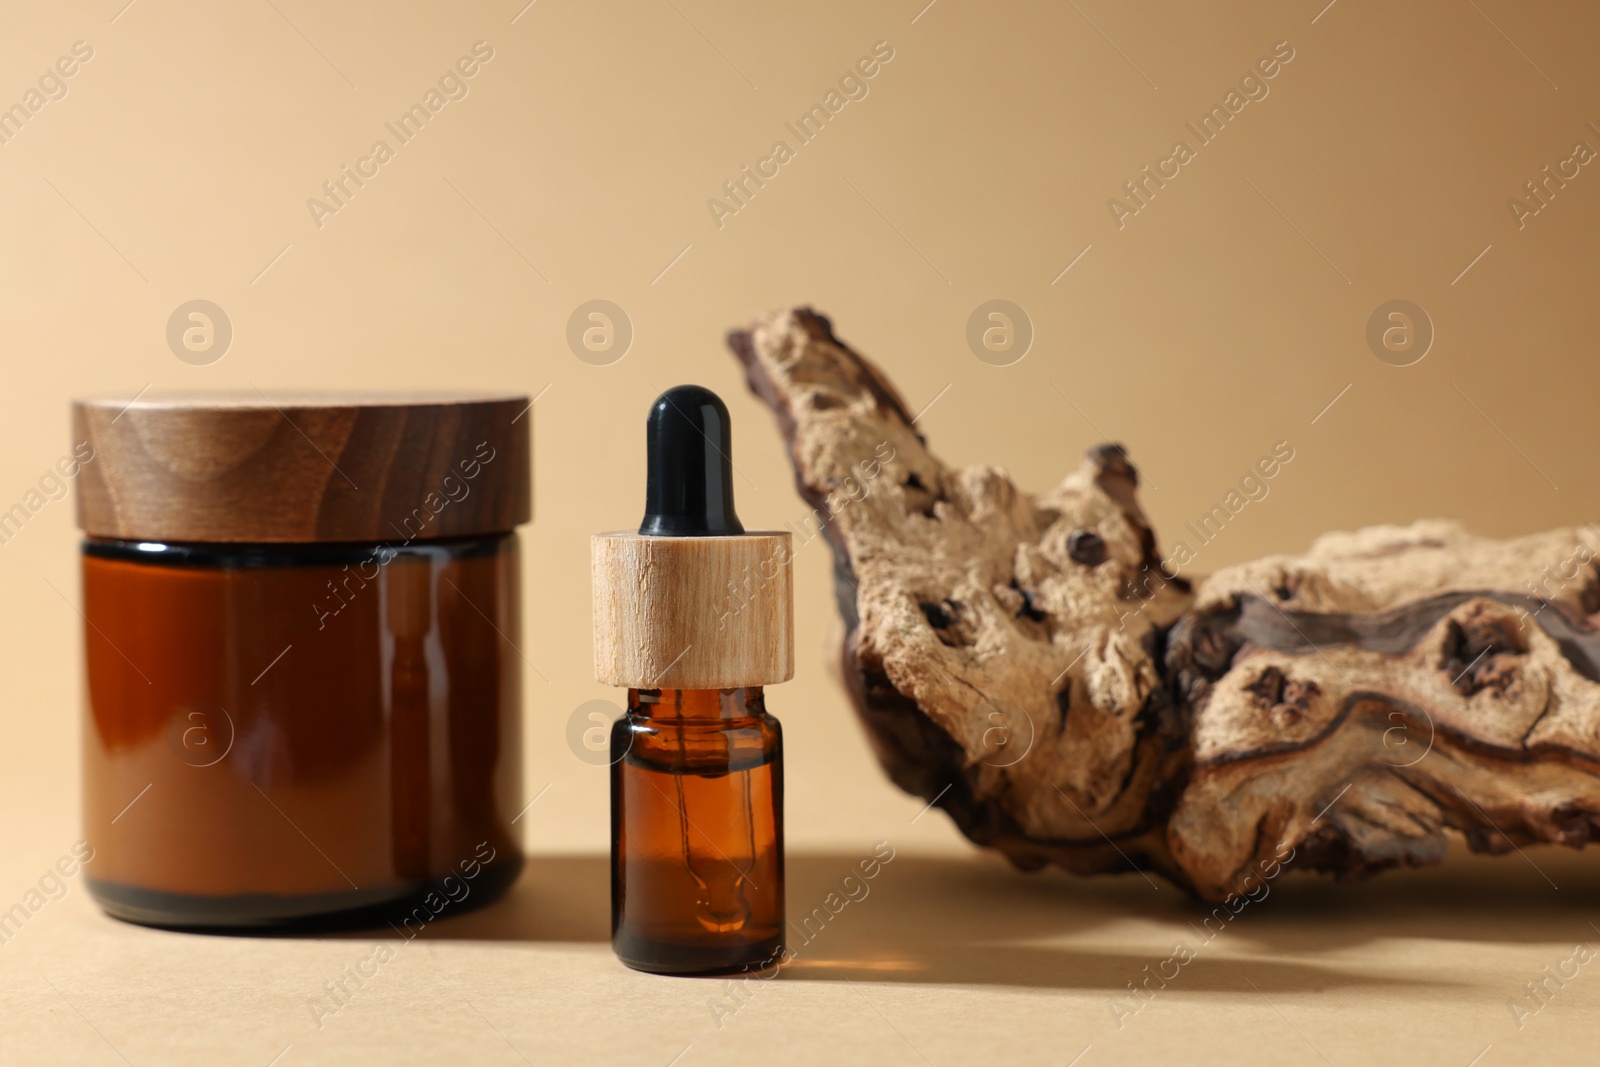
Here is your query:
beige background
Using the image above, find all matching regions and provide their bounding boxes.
[2,0,1599,1063]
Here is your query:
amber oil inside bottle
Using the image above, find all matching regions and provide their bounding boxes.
[610,687,784,976]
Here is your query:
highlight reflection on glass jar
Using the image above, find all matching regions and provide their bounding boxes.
[74,393,531,930]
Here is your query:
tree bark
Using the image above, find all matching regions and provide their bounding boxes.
[728,306,1600,900]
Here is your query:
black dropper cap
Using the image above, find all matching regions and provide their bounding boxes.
[639,385,745,537]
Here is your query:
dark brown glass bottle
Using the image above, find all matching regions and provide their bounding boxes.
[593,385,794,976]
[611,687,784,976]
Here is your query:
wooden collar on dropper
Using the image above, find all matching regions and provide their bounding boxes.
[72,392,531,542]
[592,385,793,691]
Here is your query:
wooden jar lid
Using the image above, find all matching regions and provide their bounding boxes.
[73,392,531,543]
[592,532,794,689]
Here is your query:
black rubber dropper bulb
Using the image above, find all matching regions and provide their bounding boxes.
[639,385,745,537]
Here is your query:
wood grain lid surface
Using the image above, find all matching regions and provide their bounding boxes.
[73,392,531,543]
[592,532,794,689]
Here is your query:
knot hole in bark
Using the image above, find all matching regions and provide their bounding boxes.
[1440,605,1528,697]
[1246,665,1322,728]
[919,598,976,648]
[901,471,941,519]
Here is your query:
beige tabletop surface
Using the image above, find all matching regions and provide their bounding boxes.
[4,0,1600,1063]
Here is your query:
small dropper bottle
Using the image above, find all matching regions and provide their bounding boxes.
[592,385,792,976]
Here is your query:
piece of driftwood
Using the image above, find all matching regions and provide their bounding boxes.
[728,307,1600,900]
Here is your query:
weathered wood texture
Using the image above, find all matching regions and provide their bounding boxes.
[729,307,1600,900]
[592,532,794,689]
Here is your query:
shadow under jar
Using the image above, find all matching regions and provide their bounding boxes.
[73,393,531,931]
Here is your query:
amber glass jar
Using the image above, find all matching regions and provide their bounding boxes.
[73,394,530,930]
